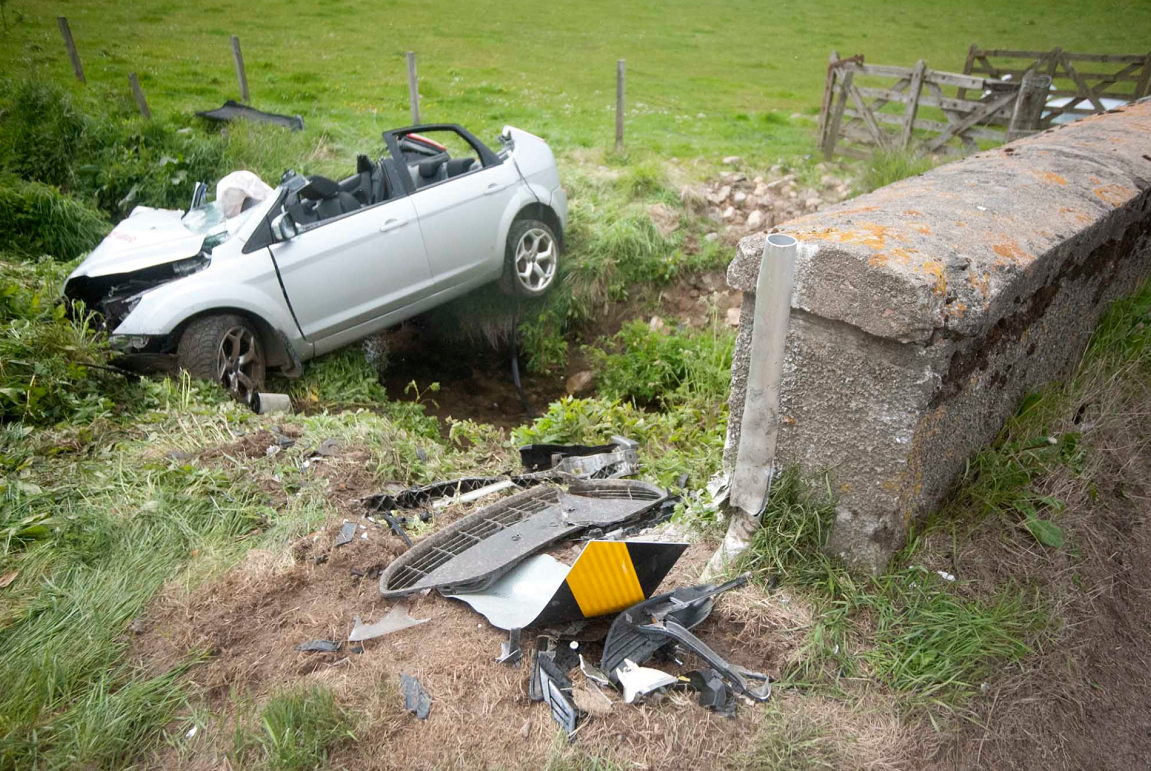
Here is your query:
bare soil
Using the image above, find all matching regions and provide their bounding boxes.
[133,513,822,771]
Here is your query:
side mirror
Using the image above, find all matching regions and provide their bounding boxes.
[271,212,299,241]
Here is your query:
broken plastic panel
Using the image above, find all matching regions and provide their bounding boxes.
[681,668,737,718]
[600,575,747,678]
[448,540,686,630]
[348,605,428,642]
[519,436,639,478]
[615,659,679,704]
[496,628,523,666]
[334,521,356,548]
[600,574,771,702]
[536,648,580,736]
[196,100,305,131]
[379,479,668,599]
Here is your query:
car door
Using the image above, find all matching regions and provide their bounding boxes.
[408,161,520,289]
[269,196,432,342]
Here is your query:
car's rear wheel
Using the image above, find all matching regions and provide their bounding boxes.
[178,314,266,404]
[500,219,559,297]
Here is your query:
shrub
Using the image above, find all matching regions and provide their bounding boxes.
[0,176,110,260]
[0,79,94,189]
[0,258,133,424]
[587,318,735,406]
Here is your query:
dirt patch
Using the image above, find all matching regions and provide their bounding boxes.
[134,513,819,770]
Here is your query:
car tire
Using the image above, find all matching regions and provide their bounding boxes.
[178,313,266,405]
[499,219,560,298]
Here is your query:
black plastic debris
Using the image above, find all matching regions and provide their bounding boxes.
[366,474,538,512]
[378,479,667,598]
[519,436,639,479]
[295,639,341,653]
[681,668,737,718]
[536,649,580,737]
[196,100,305,131]
[496,628,523,667]
[400,673,431,719]
[601,573,770,702]
[379,510,413,547]
[334,522,356,548]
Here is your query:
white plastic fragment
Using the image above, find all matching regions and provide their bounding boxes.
[616,659,679,704]
[348,605,428,642]
[937,570,956,582]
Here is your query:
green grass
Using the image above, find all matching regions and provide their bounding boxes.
[3,0,1144,164]
[232,686,357,771]
[859,149,937,193]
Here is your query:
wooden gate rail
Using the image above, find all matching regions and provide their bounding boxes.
[817,54,1039,160]
[961,45,1151,125]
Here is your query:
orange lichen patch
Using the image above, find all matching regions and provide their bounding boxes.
[888,247,918,265]
[921,260,947,296]
[1032,171,1067,186]
[947,301,967,317]
[912,223,931,235]
[1089,175,1102,184]
[806,222,899,251]
[1094,183,1134,207]
[968,271,991,298]
[902,210,923,216]
[992,239,1032,263]
[1058,206,1093,225]
[868,252,889,267]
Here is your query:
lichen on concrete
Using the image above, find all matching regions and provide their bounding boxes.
[725,100,1151,571]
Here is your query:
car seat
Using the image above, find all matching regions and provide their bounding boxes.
[445,158,480,178]
[299,175,360,220]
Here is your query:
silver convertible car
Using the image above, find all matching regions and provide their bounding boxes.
[64,124,566,403]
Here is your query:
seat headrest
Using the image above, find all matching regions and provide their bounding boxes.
[418,160,443,179]
[357,154,374,174]
[299,175,340,200]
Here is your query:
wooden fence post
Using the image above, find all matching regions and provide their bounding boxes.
[57,17,86,84]
[406,52,420,124]
[615,59,625,152]
[957,43,978,100]
[817,50,841,144]
[897,60,927,149]
[128,73,151,119]
[822,67,852,159]
[1137,51,1151,99]
[231,36,250,102]
[1007,70,1050,140]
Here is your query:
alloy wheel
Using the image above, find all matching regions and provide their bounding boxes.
[514,227,557,294]
[216,324,261,404]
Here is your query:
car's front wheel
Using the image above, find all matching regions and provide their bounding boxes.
[178,313,266,404]
[500,219,559,297]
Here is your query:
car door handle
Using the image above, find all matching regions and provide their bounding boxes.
[483,183,508,196]
[379,218,407,232]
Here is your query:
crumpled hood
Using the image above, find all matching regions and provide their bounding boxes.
[70,206,205,279]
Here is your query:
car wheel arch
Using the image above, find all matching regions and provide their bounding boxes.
[511,203,564,250]
[170,308,299,376]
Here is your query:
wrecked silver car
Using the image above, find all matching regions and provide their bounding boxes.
[64,124,566,402]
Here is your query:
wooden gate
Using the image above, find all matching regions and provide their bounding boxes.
[961,45,1151,127]
[817,53,1045,160]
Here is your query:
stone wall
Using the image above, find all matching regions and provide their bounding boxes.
[724,98,1151,571]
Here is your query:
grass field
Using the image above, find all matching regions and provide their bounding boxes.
[4,0,1149,163]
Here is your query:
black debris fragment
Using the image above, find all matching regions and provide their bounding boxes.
[536,650,580,737]
[379,510,413,548]
[295,639,341,653]
[400,673,431,719]
[681,668,737,718]
[196,100,305,131]
[334,522,356,548]
[601,573,771,702]
[496,628,523,667]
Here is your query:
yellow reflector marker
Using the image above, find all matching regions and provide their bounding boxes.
[564,541,645,617]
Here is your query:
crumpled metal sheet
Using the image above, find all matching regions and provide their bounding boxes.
[447,540,687,630]
[400,673,431,719]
